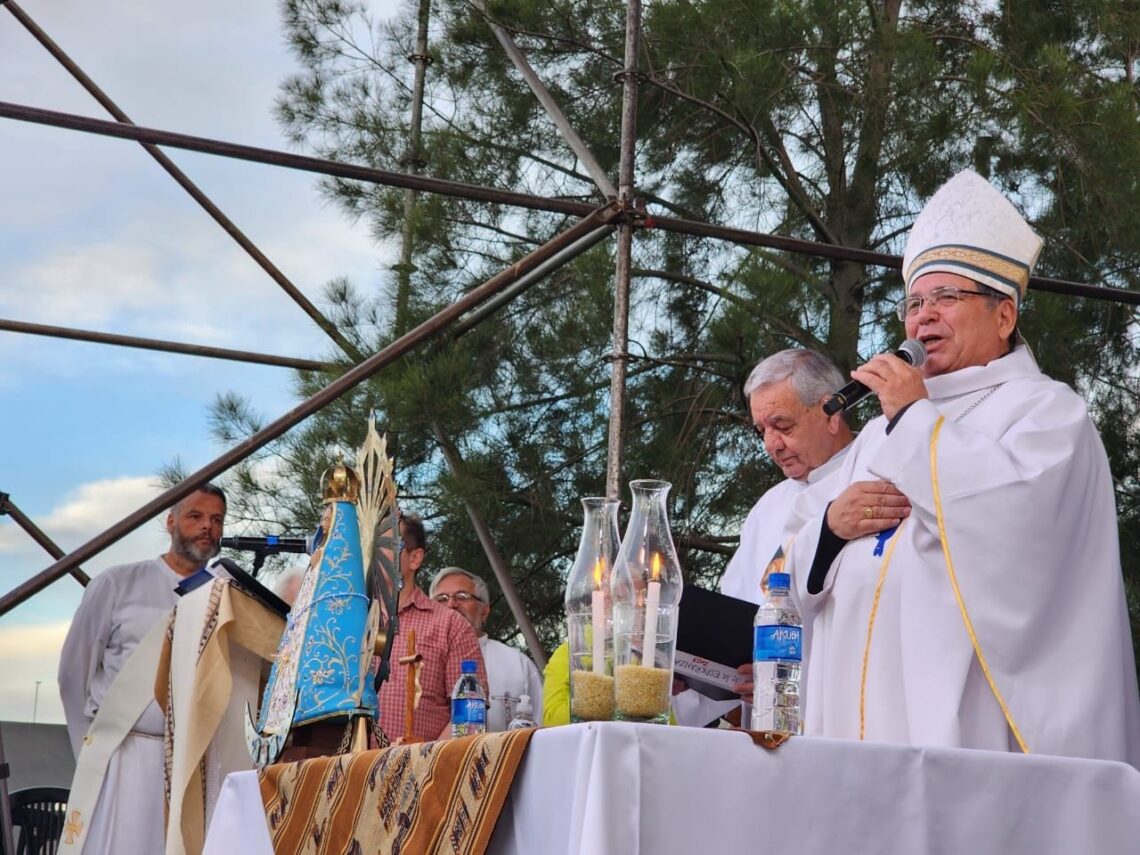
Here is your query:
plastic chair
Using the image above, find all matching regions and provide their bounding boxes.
[8,788,68,855]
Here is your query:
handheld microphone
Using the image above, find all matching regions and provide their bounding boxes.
[822,339,926,416]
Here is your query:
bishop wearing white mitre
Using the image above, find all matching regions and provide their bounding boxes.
[784,170,1140,765]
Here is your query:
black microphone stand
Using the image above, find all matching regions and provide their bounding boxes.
[219,536,309,577]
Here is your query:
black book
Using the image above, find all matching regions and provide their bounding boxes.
[674,584,756,701]
[213,557,290,618]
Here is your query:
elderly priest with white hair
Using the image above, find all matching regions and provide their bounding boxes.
[430,566,543,731]
[784,169,1140,765]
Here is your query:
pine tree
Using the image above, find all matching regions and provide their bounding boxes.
[209,0,1140,660]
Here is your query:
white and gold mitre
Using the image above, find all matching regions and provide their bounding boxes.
[902,169,1044,304]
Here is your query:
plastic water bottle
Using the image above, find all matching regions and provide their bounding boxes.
[507,694,538,730]
[751,572,802,734]
[450,659,487,738]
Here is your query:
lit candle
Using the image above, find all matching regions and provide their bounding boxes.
[643,553,661,667]
[591,558,605,674]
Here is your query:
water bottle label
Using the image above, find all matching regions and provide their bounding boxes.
[753,625,802,661]
[451,697,468,725]
[468,698,486,725]
[451,698,486,725]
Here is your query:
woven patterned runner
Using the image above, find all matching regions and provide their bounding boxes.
[258,729,534,855]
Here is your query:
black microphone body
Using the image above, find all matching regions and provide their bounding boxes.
[220,535,309,554]
[822,339,926,416]
[219,535,310,579]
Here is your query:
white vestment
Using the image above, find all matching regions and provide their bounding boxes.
[720,446,851,604]
[161,578,282,855]
[675,447,852,729]
[479,636,543,731]
[787,346,1140,765]
[58,557,184,854]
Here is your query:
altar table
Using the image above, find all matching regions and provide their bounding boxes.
[203,721,1140,854]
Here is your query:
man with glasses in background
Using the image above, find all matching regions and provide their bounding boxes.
[782,169,1140,765]
[430,567,543,731]
[376,513,486,742]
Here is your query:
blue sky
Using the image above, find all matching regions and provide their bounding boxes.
[0,0,401,722]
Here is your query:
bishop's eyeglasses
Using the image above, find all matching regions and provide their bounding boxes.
[894,286,1001,321]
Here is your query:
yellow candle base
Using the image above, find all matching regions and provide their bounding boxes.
[614,664,671,721]
[570,670,615,721]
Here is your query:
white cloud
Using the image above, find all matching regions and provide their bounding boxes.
[0,200,384,374]
[26,476,165,540]
[0,477,181,724]
[0,0,405,724]
[0,477,172,590]
[0,243,162,326]
[0,621,69,724]
[0,0,398,375]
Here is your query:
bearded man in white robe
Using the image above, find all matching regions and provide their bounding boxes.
[786,169,1140,766]
[58,484,226,853]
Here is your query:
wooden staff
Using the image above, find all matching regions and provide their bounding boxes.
[399,629,423,743]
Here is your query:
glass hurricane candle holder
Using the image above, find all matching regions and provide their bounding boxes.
[565,497,621,722]
[611,479,684,724]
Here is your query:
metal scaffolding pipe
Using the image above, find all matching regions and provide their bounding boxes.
[432,424,548,668]
[2,1,362,359]
[450,225,615,338]
[0,100,599,218]
[0,493,90,586]
[482,8,618,199]
[605,0,642,501]
[399,1,547,670]
[0,102,1132,306]
[651,214,892,267]
[0,318,332,372]
[393,0,433,333]
[648,215,1140,306]
[0,204,618,616]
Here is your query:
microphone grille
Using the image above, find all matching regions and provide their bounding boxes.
[898,338,926,368]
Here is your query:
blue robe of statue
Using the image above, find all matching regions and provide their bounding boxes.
[257,500,378,733]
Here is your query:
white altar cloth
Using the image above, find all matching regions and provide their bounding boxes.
[203,722,1140,854]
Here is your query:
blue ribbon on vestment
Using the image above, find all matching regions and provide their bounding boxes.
[872,527,898,557]
[174,566,214,596]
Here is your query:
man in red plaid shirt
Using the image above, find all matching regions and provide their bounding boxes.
[378,513,487,742]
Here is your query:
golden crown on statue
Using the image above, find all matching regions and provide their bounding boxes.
[322,454,362,502]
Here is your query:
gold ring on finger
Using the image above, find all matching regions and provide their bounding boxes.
[863,506,874,520]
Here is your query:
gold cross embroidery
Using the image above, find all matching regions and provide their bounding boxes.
[63,810,84,844]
